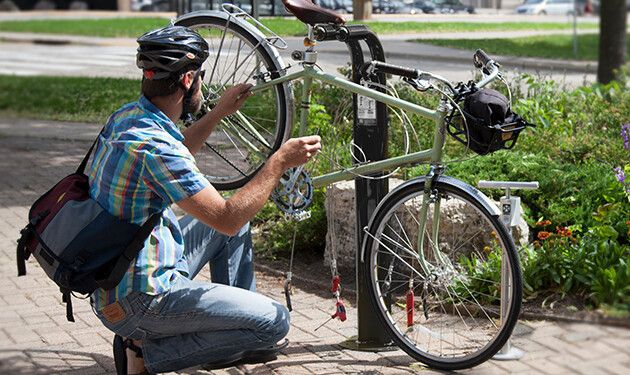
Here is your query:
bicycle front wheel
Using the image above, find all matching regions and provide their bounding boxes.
[175,13,292,190]
[362,177,522,370]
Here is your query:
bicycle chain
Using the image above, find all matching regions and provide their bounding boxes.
[203,140,248,178]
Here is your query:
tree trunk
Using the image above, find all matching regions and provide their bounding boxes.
[597,0,627,83]
[353,0,372,21]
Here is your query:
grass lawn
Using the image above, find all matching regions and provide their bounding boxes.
[0,17,598,38]
[416,33,630,61]
[0,76,140,123]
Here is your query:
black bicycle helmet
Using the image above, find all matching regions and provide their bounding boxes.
[136,25,209,80]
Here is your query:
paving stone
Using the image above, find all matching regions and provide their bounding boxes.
[601,338,630,354]
[492,358,536,373]
[526,357,570,374]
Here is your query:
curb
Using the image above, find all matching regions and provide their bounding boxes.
[0,31,136,47]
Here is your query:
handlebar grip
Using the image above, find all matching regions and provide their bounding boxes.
[367,61,419,79]
[473,49,493,68]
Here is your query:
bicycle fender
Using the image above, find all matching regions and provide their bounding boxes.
[173,10,287,72]
[359,175,501,263]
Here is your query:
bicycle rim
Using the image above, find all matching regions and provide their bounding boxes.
[363,179,522,370]
[176,16,290,190]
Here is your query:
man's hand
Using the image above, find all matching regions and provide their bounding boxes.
[212,83,253,119]
[273,135,322,170]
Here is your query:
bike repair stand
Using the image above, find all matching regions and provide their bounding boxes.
[478,180,539,361]
[333,25,396,352]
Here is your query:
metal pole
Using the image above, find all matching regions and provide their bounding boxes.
[338,30,394,351]
[478,180,538,361]
[573,0,578,59]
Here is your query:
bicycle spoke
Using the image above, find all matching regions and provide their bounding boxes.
[184,17,288,189]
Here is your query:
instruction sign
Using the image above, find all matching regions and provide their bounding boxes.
[357,95,377,125]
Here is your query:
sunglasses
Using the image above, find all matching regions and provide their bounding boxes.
[194,69,206,82]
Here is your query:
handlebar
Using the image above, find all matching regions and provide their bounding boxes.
[362,49,500,94]
[473,49,493,69]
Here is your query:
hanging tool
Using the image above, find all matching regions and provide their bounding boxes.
[314,299,347,331]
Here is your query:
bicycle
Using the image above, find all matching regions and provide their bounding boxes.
[172,1,529,370]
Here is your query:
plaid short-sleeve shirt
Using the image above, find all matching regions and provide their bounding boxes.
[88,96,210,310]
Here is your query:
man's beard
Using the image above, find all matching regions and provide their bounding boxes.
[183,91,203,115]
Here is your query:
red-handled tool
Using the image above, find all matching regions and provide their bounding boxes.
[406,289,414,328]
[314,299,347,331]
[333,300,347,322]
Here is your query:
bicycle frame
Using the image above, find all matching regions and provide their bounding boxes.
[250,63,449,189]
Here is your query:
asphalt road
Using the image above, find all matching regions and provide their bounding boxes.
[0,39,595,87]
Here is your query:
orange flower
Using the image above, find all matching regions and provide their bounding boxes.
[536,220,552,227]
[626,220,630,227]
[556,226,572,237]
[537,231,551,240]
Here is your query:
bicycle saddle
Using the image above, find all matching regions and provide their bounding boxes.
[282,0,345,26]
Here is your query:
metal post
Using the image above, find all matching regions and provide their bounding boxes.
[338,29,394,351]
[573,0,578,59]
[478,180,538,361]
[252,0,259,18]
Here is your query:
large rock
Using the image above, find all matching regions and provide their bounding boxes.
[324,179,529,275]
[324,179,405,275]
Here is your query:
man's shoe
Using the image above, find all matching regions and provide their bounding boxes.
[113,334,151,375]
[203,339,289,370]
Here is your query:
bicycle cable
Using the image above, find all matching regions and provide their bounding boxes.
[498,74,513,105]
[325,79,417,181]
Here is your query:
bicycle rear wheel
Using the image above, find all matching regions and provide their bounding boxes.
[175,13,292,190]
[362,177,522,370]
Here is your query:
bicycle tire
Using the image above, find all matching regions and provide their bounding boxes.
[175,12,292,190]
[362,176,522,370]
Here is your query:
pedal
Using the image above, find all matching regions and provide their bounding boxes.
[289,210,311,222]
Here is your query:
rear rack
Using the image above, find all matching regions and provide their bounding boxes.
[221,3,288,50]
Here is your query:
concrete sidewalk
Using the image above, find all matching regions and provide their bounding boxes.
[1,118,629,374]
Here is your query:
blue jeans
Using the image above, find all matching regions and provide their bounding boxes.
[94,216,290,373]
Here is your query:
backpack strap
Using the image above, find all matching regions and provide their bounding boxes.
[76,132,102,174]
[95,212,163,291]
[16,224,32,276]
[61,288,75,322]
